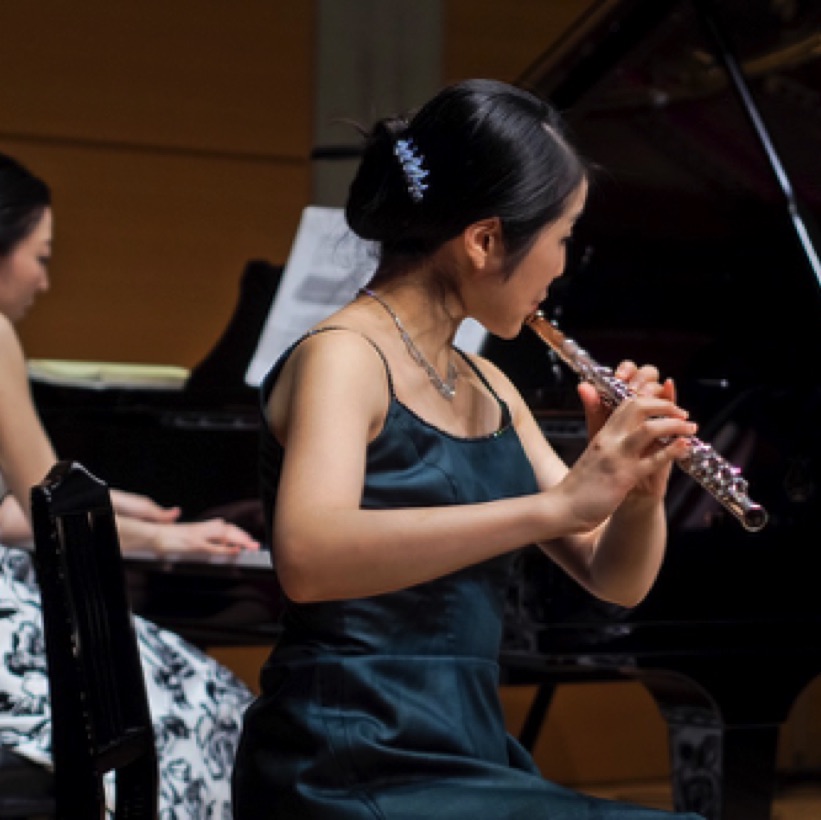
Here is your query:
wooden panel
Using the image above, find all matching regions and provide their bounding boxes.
[501,682,671,785]
[209,646,271,694]
[0,4,314,367]
[779,676,821,770]
[6,140,308,367]
[0,2,313,158]
[443,0,594,83]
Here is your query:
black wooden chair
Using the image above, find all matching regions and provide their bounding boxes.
[0,746,54,819]
[29,460,158,819]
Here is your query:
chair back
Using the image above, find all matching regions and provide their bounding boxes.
[32,460,158,819]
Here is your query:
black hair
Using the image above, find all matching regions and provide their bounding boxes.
[0,153,51,258]
[345,78,587,283]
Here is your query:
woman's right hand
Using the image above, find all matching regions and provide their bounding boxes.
[556,390,696,532]
[150,518,261,558]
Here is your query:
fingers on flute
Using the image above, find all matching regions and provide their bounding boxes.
[615,361,668,397]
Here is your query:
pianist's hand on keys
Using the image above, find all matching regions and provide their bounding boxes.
[110,488,261,557]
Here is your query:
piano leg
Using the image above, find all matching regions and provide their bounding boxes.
[658,702,778,820]
[517,682,556,751]
[716,724,779,820]
[638,664,814,820]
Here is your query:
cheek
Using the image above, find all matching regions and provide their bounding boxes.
[1,267,36,316]
[550,240,567,264]
[530,247,561,280]
[543,246,566,279]
[20,262,42,290]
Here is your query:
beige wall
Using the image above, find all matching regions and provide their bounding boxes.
[1,2,314,366]
[2,0,594,367]
[1,1,595,367]
[443,0,590,83]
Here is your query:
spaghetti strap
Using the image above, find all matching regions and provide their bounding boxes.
[260,326,395,407]
[454,348,513,428]
[310,326,395,397]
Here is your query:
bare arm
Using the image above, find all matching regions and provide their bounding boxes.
[502,357,690,607]
[110,488,181,523]
[0,317,59,520]
[267,332,693,604]
[0,317,259,557]
[114,514,260,557]
[0,494,33,544]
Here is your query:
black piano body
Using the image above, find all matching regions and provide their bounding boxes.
[30,258,280,527]
[491,1,821,818]
[30,259,282,647]
[30,3,821,818]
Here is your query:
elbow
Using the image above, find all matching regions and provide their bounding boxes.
[275,557,320,603]
[599,581,650,610]
[278,574,323,604]
[611,590,646,610]
[273,535,328,604]
[585,559,652,609]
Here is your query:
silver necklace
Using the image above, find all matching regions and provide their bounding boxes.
[360,288,457,401]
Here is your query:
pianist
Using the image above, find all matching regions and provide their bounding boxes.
[233,79,704,818]
[0,151,258,816]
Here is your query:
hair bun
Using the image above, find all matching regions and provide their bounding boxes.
[345,116,418,243]
[345,79,587,281]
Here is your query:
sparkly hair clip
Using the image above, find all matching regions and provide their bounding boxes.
[393,137,429,203]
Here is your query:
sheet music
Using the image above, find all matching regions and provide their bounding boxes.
[245,206,488,386]
[28,359,189,390]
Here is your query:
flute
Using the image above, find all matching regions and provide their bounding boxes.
[525,311,768,532]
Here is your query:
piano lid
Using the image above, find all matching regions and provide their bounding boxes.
[519,0,821,256]
[492,0,821,399]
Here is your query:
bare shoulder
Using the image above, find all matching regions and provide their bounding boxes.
[0,314,37,423]
[289,325,387,380]
[267,325,390,442]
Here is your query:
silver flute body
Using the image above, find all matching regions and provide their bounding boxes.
[525,311,768,532]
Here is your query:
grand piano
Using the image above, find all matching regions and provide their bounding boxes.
[30,1,821,818]
[492,1,821,818]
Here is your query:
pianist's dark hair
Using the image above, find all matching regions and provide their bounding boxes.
[0,153,52,258]
[345,78,587,283]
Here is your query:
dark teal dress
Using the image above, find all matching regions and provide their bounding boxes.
[233,329,704,820]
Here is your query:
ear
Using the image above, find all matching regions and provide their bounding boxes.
[463,218,502,271]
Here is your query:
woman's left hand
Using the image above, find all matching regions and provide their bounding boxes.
[110,488,182,523]
[151,518,261,557]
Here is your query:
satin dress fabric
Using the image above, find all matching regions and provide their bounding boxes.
[233,329,704,820]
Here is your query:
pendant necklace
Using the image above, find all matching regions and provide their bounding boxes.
[359,288,457,401]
